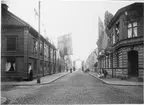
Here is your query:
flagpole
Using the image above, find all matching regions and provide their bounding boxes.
[37,0,41,83]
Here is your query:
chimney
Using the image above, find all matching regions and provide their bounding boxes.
[2,2,8,11]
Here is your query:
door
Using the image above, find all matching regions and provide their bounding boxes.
[128,50,138,76]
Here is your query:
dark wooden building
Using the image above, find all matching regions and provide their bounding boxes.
[1,3,64,80]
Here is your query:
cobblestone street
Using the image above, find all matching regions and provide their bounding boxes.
[9,70,143,104]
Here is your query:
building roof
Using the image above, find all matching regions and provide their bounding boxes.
[107,3,143,29]
[2,3,57,50]
[2,4,31,27]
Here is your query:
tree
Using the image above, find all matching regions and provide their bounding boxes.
[104,11,113,36]
[104,11,113,27]
[104,11,113,50]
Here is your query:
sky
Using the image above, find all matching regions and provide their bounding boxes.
[5,0,135,61]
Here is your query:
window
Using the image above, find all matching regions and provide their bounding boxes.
[44,44,47,57]
[5,56,16,72]
[33,40,38,54]
[107,56,109,68]
[7,37,17,51]
[47,46,49,58]
[40,41,43,56]
[116,52,119,67]
[51,48,53,62]
[113,34,115,44]
[54,51,56,63]
[115,22,120,42]
[128,21,137,38]
[111,29,116,44]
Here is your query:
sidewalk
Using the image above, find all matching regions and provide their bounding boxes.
[88,72,144,86]
[1,72,69,86]
[1,72,69,104]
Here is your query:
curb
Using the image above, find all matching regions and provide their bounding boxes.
[1,97,8,104]
[88,73,143,86]
[1,73,70,104]
[2,73,70,86]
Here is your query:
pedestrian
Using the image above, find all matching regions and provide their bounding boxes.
[28,63,33,81]
[70,68,72,73]
[29,69,33,81]
[102,68,108,78]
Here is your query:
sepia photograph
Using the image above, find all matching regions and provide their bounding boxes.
[1,0,144,104]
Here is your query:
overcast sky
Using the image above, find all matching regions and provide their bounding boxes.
[7,0,134,61]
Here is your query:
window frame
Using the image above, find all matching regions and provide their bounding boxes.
[5,56,16,72]
[6,36,18,51]
[40,41,43,56]
[127,21,138,38]
[33,39,38,54]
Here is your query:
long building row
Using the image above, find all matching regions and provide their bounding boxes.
[1,3,66,80]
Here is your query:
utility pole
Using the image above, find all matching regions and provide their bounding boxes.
[37,0,41,83]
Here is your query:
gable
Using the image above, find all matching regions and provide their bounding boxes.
[2,9,29,27]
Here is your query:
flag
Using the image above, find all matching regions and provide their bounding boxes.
[34,8,39,18]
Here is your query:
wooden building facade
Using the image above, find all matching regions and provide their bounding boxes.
[1,3,65,80]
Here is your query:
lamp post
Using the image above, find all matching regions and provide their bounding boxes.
[37,0,41,83]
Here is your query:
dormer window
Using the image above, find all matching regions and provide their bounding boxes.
[115,22,120,42]
[128,21,137,38]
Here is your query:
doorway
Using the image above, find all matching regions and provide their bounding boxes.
[128,50,138,77]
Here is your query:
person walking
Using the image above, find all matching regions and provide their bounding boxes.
[70,68,72,73]
[28,63,33,81]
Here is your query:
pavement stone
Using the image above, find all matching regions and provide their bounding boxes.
[1,72,70,104]
[88,72,144,86]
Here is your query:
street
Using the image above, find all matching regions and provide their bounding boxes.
[10,70,143,104]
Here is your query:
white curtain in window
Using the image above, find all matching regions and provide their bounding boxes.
[133,22,137,27]
[128,28,132,38]
[35,41,38,52]
[133,27,137,37]
[128,23,132,28]
[113,35,115,44]
[5,62,11,71]
[13,63,15,71]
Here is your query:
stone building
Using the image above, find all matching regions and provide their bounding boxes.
[97,17,110,74]
[85,49,98,72]
[98,3,143,80]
